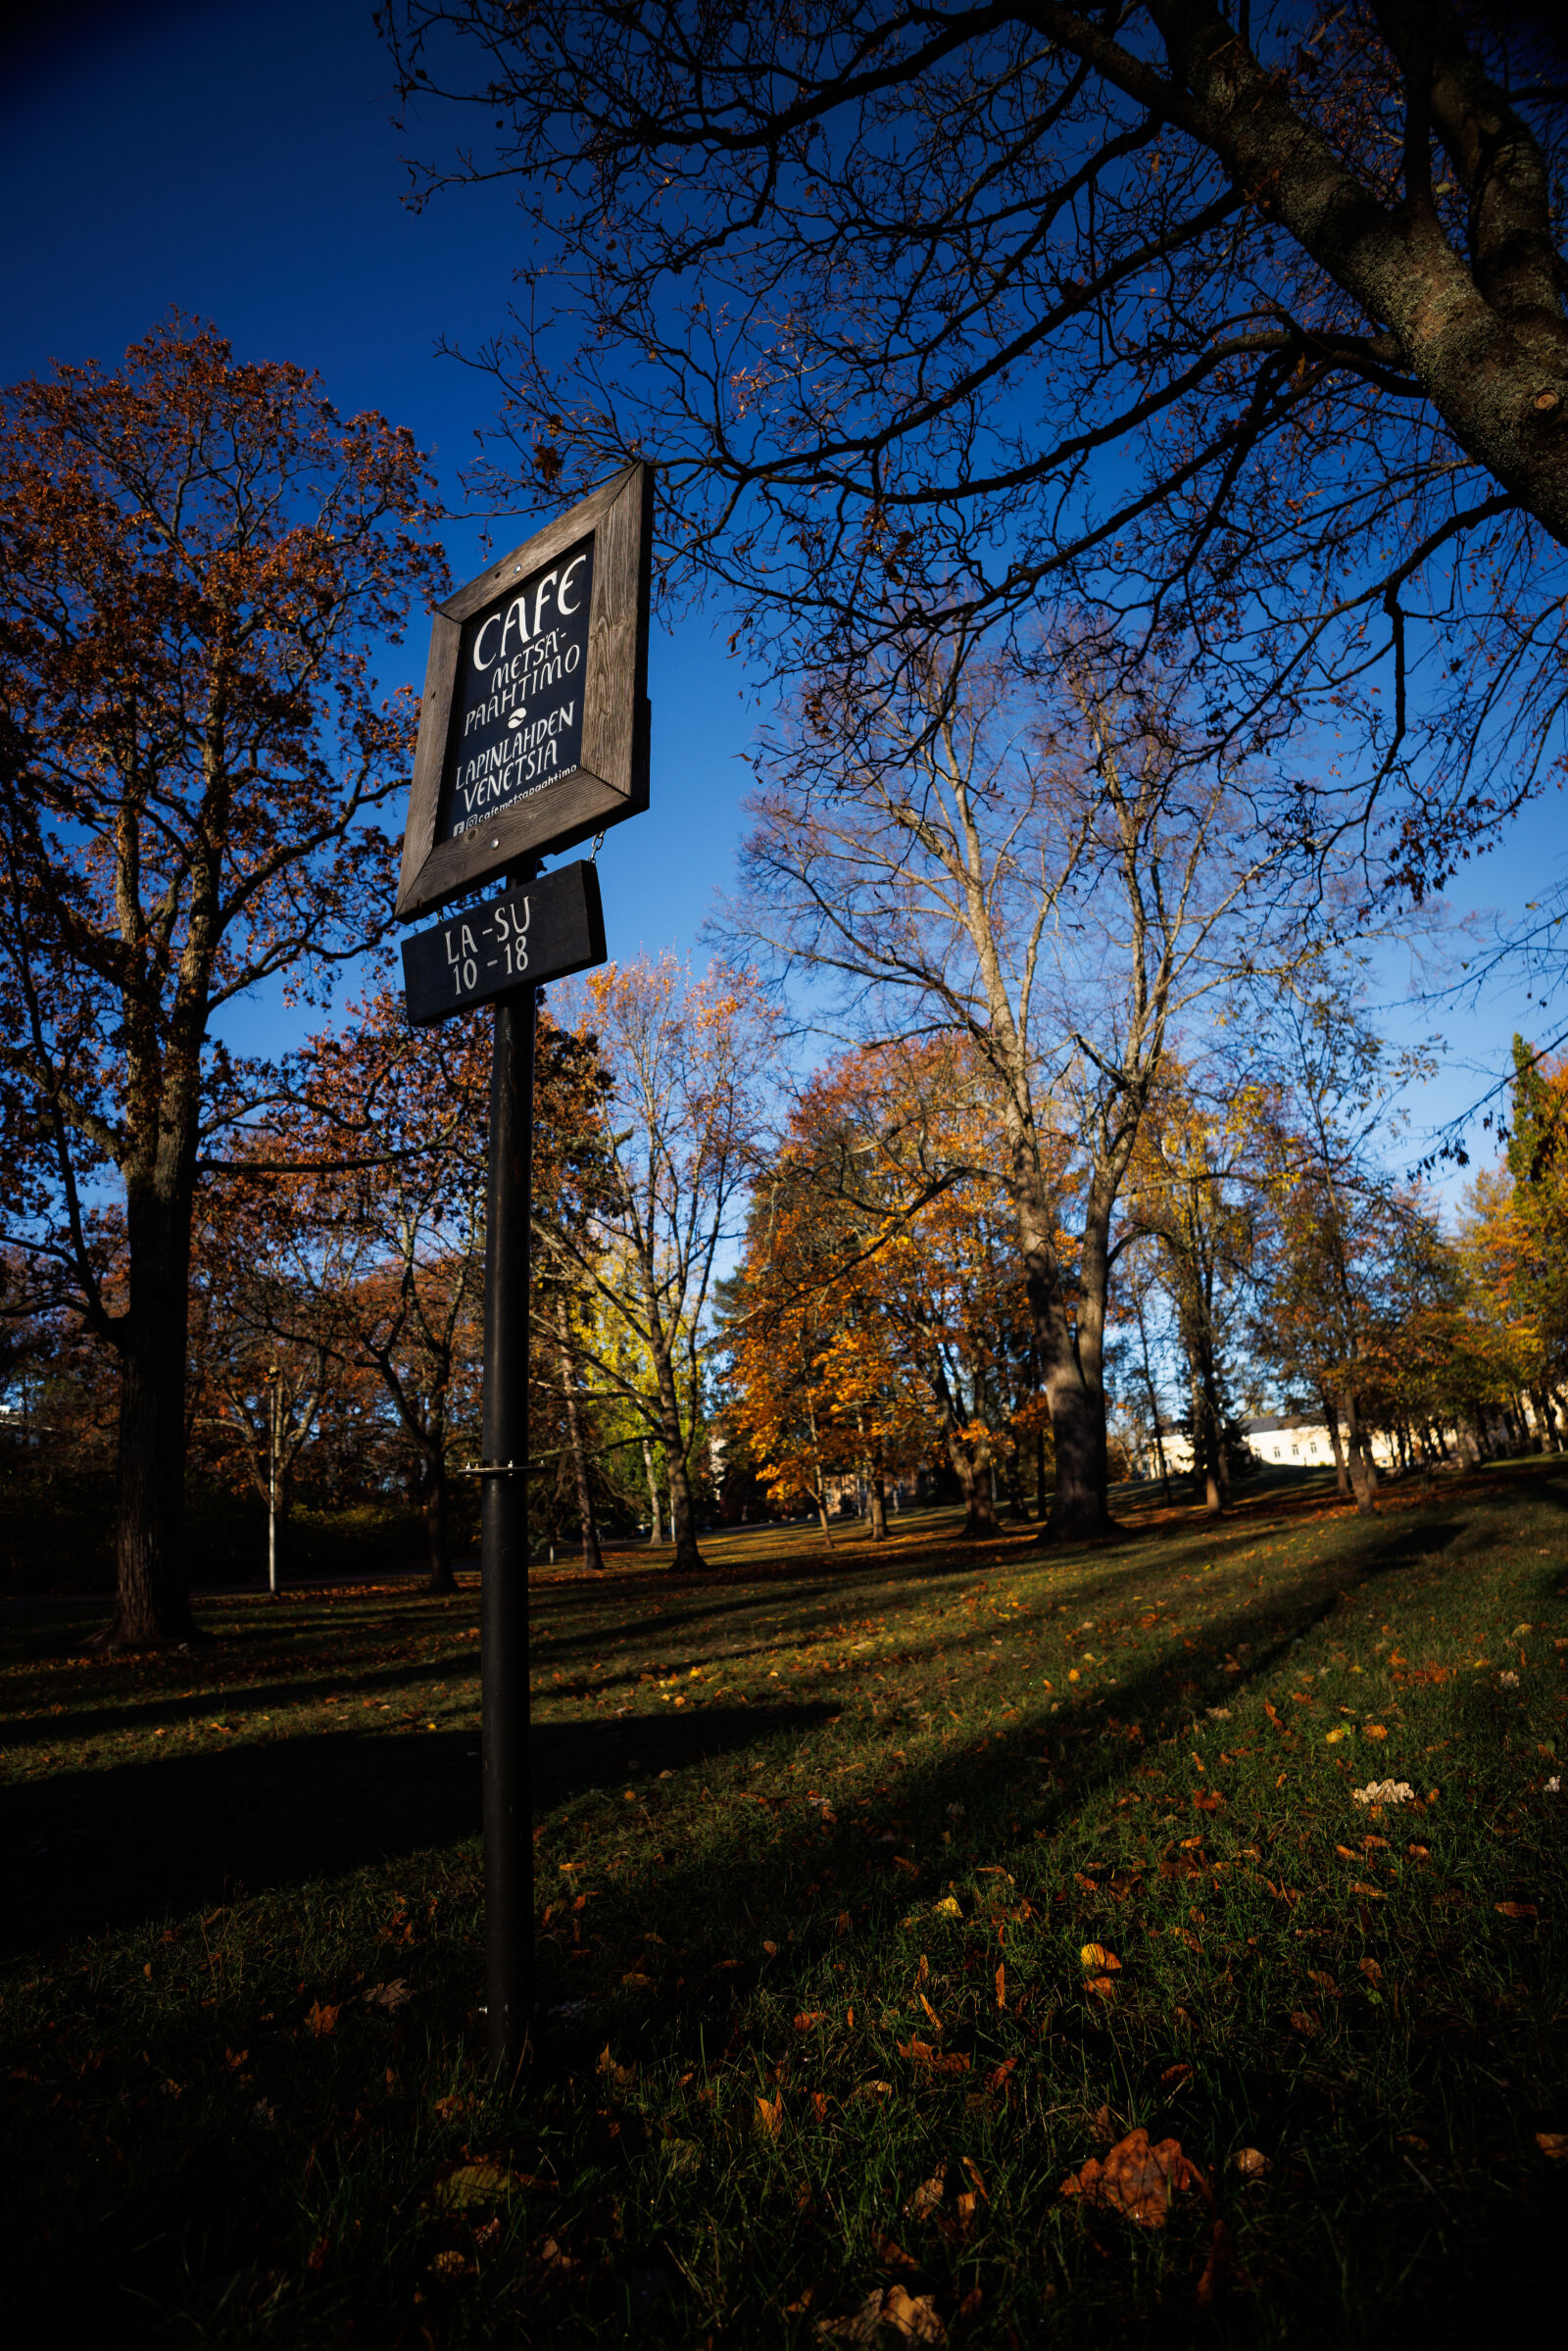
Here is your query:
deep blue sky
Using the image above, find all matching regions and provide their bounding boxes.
[2,1,1556,1180]
[0,0,759,1053]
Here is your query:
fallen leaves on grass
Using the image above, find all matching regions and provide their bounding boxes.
[756,2092,785,2139]
[1363,1725,1388,1740]
[1288,2011,1319,2036]
[1080,1943,1120,1972]
[426,2245,475,2281]
[904,2175,945,2222]
[897,2039,970,2075]
[1495,1900,1539,1920]
[819,2283,946,2343]
[794,2012,827,2031]
[430,2159,528,2212]
[1060,2129,1208,2228]
[304,2000,340,2037]
[1536,2132,1568,2162]
[932,1896,961,1919]
[1352,1782,1415,1806]
[1231,2148,1270,2180]
[597,2046,636,2089]
[363,1980,412,2013]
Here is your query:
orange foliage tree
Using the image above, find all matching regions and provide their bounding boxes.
[726,1042,1051,1539]
[1455,1038,1568,1450]
[0,321,447,1640]
[203,986,491,1592]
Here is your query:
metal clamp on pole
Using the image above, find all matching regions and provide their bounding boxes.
[457,1460,521,1477]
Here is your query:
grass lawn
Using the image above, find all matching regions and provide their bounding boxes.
[3,1465,1566,2345]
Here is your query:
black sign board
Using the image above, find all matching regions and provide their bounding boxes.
[396,465,652,922]
[400,861,607,1028]
[439,536,594,851]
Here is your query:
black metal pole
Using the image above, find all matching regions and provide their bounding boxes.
[481,984,536,2069]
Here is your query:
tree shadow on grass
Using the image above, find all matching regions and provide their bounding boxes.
[3,1478,1497,1957]
[8,1484,1564,2346]
[2,1702,839,1954]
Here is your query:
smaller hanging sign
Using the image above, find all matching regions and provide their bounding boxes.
[400,861,607,1028]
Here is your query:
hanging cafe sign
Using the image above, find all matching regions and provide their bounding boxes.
[395,461,652,925]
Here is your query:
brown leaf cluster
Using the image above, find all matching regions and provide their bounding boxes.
[1059,2128,1208,2228]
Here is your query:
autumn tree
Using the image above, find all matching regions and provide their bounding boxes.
[727,1041,1051,1539]
[726,652,1308,1538]
[1452,1039,1568,1448]
[187,1205,344,1588]
[1372,1203,1498,1472]
[389,0,1568,892]
[544,957,778,1571]
[1500,1035,1568,1431]
[1124,1075,1261,1512]
[1245,998,1435,1505]
[0,321,447,1641]
[725,1061,927,1542]
[528,1011,620,1570]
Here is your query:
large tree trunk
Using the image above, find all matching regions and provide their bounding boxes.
[926,1355,996,1536]
[641,1436,663,1543]
[649,1333,704,1571]
[945,1425,996,1536]
[555,1292,604,1570]
[1130,1292,1172,1504]
[1321,1394,1351,1496]
[1189,1334,1230,1515]
[858,1417,889,1539]
[1019,1171,1116,1544]
[632,1229,705,1571]
[1343,1388,1378,1514]
[423,1453,456,1594]
[108,1188,198,1646]
[1528,1386,1558,1451]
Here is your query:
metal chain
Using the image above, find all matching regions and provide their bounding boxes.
[589,830,606,861]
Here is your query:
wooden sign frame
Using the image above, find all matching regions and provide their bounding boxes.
[395,463,653,922]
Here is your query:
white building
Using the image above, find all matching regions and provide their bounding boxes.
[1138,1411,1402,1478]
